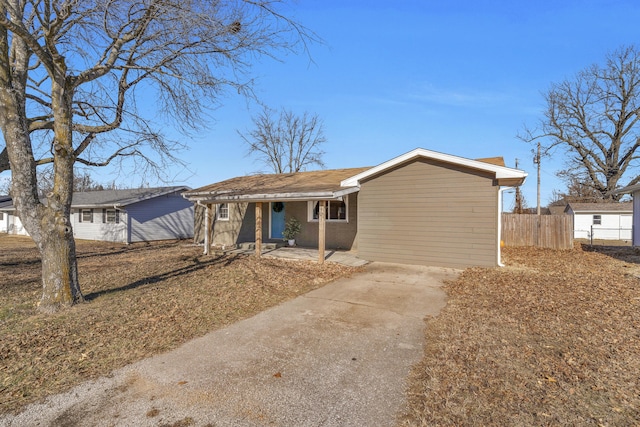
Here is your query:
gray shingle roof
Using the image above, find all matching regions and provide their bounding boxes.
[71,186,190,207]
[565,202,633,213]
[0,187,189,210]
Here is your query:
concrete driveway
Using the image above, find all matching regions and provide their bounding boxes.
[1,262,459,427]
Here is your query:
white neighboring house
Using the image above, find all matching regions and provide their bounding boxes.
[612,184,640,246]
[564,202,633,241]
[0,195,15,234]
[0,186,194,243]
[0,195,29,235]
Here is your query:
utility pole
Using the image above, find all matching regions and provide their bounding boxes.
[533,142,541,215]
[514,158,523,214]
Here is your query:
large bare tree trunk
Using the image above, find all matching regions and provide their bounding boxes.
[0,13,82,312]
[35,64,84,311]
[38,214,83,312]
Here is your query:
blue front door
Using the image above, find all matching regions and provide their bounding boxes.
[270,202,285,239]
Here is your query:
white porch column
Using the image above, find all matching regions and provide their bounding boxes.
[203,203,210,255]
[255,202,263,257]
[318,200,326,264]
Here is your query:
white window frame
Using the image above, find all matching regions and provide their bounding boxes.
[80,209,93,223]
[593,214,602,225]
[217,203,229,221]
[104,209,119,224]
[307,199,348,222]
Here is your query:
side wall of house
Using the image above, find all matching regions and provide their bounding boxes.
[0,211,7,233]
[72,208,127,242]
[127,192,194,243]
[634,192,640,246]
[5,213,29,236]
[357,158,498,268]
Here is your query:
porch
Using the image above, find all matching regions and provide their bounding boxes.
[209,242,369,267]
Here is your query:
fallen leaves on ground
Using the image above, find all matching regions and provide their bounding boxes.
[401,244,640,427]
[0,235,360,415]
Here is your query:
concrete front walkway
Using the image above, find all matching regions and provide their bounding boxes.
[1,263,459,427]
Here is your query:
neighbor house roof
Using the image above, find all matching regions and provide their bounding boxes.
[341,148,526,187]
[0,195,11,209]
[564,202,633,214]
[71,186,190,208]
[0,187,190,211]
[184,168,370,203]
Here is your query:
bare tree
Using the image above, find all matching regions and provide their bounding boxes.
[0,0,315,313]
[549,174,607,205]
[239,106,326,173]
[520,45,640,201]
[36,168,107,196]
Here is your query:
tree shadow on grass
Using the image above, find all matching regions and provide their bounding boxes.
[581,243,640,265]
[83,253,247,302]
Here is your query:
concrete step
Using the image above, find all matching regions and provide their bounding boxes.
[236,241,285,250]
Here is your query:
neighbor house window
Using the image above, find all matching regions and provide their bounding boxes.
[217,203,229,221]
[307,200,348,222]
[103,209,119,224]
[0,212,3,220]
[80,209,93,223]
[593,215,602,225]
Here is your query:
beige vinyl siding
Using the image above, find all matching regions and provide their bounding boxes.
[211,202,252,246]
[357,158,498,268]
[287,194,358,250]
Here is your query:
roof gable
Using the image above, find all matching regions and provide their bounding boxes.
[341,148,526,187]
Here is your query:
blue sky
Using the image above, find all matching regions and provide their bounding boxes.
[3,0,640,209]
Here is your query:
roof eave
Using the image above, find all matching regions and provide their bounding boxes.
[341,148,527,187]
[612,184,640,195]
[186,190,354,204]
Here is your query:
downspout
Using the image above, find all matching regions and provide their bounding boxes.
[497,187,514,267]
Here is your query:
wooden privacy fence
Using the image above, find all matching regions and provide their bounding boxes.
[501,213,574,250]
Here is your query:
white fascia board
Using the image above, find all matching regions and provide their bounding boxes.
[341,148,527,187]
[612,184,640,195]
[333,186,360,198]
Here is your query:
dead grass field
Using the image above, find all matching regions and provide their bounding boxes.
[0,234,360,415]
[3,235,640,425]
[401,244,640,426]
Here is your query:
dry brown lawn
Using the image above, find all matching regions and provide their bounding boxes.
[401,244,640,427]
[3,235,640,425]
[0,234,360,415]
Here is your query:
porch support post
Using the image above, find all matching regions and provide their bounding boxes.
[318,200,326,264]
[255,202,263,257]
[203,203,210,255]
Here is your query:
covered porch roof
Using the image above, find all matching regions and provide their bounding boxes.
[183,167,370,203]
